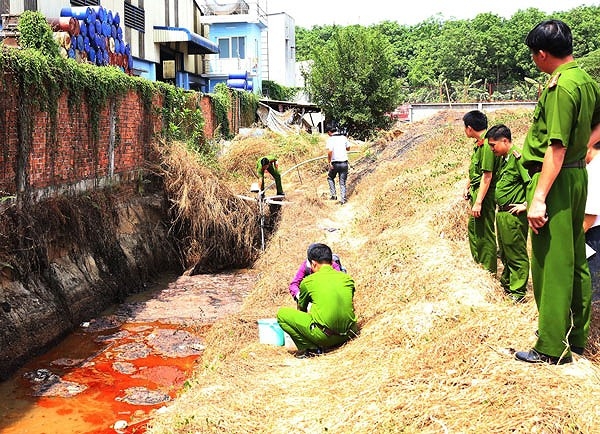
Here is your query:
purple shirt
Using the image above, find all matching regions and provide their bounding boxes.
[289,259,341,299]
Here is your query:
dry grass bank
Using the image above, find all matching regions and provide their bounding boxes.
[147,110,600,434]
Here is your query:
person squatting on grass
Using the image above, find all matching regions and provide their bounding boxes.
[277,243,357,359]
[515,19,600,365]
[485,124,531,302]
[462,110,502,275]
[288,245,344,302]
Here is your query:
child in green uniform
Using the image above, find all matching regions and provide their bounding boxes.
[515,20,600,365]
[485,125,531,302]
[277,243,357,358]
[463,110,502,274]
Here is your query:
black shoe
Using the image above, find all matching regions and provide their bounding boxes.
[295,348,323,359]
[339,199,346,205]
[572,346,585,355]
[515,348,572,365]
[329,196,337,200]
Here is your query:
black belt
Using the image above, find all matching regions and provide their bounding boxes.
[311,323,341,336]
[497,204,513,212]
[332,161,348,164]
[527,159,586,177]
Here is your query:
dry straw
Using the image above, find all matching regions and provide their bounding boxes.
[147,111,600,434]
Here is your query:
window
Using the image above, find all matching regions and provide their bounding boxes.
[23,0,36,10]
[70,0,100,6]
[218,36,245,59]
[124,2,145,33]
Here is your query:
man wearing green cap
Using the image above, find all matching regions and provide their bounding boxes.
[256,155,284,196]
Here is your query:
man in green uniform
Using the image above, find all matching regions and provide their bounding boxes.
[515,19,600,365]
[485,124,531,302]
[256,155,284,196]
[463,110,502,274]
[277,243,357,358]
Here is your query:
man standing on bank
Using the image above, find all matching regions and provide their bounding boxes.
[485,124,531,302]
[277,243,357,358]
[515,19,600,365]
[326,125,351,205]
[463,110,502,275]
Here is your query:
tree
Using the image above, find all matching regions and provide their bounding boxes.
[306,26,401,139]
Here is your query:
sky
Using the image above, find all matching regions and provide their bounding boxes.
[266,0,599,28]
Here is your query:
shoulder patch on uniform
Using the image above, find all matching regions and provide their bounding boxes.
[512,149,522,158]
[548,72,561,89]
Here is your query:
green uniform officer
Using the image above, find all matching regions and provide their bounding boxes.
[515,20,600,365]
[463,110,502,274]
[485,125,531,302]
[277,243,357,358]
[256,155,284,195]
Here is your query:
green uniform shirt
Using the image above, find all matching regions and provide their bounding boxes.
[256,155,278,176]
[469,136,501,190]
[522,61,600,167]
[495,146,530,207]
[298,264,356,334]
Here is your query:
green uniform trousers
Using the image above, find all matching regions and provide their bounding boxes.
[468,187,497,274]
[277,307,355,351]
[529,169,591,358]
[496,211,529,297]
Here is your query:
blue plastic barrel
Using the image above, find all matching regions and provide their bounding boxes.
[80,21,87,37]
[103,50,109,65]
[117,26,122,40]
[76,34,84,51]
[90,6,106,23]
[111,24,117,39]
[107,10,113,25]
[68,47,76,59]
[60,6,94,24]
[227,78,247,90]
[83,36,90,53]
[114,39,121,54]
[229,71,248,80]
[113,12,120,26]
[96,48,103,65]
[102,22,110,37]
[94,19,101,35]
[88,47,96,63]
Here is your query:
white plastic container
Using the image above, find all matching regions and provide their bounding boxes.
[257,318,284,346]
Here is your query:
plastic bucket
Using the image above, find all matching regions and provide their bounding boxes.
[257,318,284,346]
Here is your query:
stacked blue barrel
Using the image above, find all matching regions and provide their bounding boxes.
[47,5,132,73]
[226,72,253,92]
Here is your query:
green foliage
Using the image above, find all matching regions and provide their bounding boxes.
[307,25,400,139]
[262,80,298,101]
[239,90,259,126]
[297,5,600,105]
[17,11,60,58]
[579,49,600,83]
[212,83,233,139]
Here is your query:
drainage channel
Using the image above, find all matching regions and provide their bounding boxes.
[0,270,257,434]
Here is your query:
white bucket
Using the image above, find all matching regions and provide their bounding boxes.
[257,318,284,346]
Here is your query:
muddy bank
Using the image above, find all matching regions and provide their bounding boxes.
[0,181,181,380]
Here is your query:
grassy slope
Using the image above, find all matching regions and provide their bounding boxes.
[147,109,600,434]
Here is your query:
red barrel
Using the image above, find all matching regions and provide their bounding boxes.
[47,17,80,36]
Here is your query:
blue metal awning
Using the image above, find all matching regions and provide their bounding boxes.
[153,26,219,55]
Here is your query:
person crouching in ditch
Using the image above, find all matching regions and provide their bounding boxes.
[277,243,357,358]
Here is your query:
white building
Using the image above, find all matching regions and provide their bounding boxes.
[263,11,295,87]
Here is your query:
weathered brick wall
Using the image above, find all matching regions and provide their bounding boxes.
[0,75,232,199]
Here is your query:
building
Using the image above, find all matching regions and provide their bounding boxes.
[263,11,295,88]
[1,0,297,96]
[1,0,219,91]
[196,0,267,93]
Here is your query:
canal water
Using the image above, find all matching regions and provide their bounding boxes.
[0,270,257,434]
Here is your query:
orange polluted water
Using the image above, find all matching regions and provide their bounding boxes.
[0,271,255,434]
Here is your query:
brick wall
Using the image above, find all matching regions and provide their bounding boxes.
[0,73,233,199]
